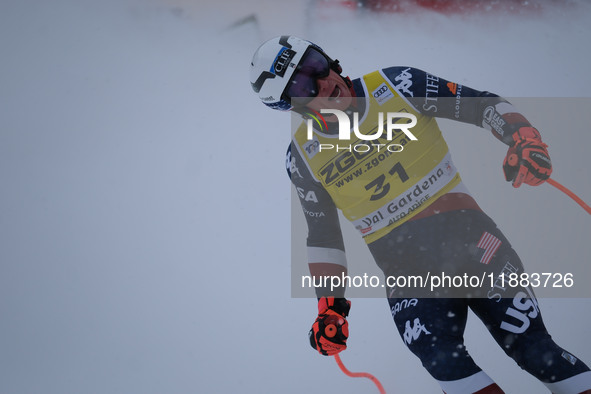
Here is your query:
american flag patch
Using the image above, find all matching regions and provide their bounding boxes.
[476,232,502,265]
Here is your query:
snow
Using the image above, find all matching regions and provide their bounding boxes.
[0,0,590,393]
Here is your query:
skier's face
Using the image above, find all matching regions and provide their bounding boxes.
[305,69,353,121]
[283,48,352,118]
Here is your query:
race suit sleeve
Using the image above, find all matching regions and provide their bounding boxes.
[287,143,347,298]
[382,66,535,146]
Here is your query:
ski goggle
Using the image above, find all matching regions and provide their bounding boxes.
[282,47,331,105]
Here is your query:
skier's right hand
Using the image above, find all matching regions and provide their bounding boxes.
[502,126,552,188]
[308,297,351,356]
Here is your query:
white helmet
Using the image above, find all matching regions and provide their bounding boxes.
[249,35,341,111]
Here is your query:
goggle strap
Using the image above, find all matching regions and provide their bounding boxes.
[330,59,343,74]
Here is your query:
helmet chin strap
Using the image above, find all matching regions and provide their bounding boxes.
[343,76,355,95]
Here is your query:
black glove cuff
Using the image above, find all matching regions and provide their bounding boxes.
[330,298,351,317]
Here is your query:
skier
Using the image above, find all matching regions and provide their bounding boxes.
[249,35,591,393]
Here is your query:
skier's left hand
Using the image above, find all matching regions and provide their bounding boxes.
[309,297,351,356]
[502,126,552,188]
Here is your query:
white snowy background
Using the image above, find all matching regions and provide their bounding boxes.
[1,0,590,393]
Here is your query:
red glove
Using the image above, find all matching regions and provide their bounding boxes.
[502,127,552,188]
[308,297,351,356]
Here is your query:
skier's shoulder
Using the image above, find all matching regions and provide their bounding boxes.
[380,66,433,99]
[353,66,433,100]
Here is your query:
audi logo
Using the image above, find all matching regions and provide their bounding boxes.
[373,86,388,97]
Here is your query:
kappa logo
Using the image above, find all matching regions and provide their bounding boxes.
[394,68,413,97]
[290,156,303,179]
[403,318,431,345]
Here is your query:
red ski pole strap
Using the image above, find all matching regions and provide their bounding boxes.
[334,354,386,394]
[547,178,591,215]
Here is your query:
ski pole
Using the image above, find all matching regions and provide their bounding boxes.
[507,153,590,214]
[546,178,591,215]
[325,324,387,394]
